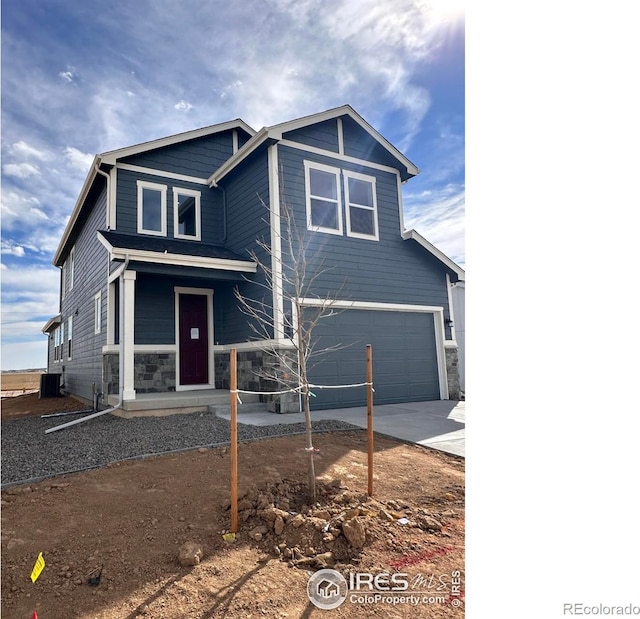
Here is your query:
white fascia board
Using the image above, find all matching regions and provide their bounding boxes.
[402,229,465,281]
[53,155,101,266]
[268,104,420,177]
[42,314,62,334]
[109,246,257,273]
[100,119,256,165]
[208,127,270,186]
[298,298,444,313]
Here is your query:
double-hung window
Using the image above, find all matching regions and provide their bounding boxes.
[137,180,167,236]
[67,316,73,360]
[304,161,343,235]
[343,171,379,240]
[173,188,201,240]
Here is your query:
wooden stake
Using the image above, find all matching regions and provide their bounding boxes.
[366,344,374,497]
[230,348,238,534]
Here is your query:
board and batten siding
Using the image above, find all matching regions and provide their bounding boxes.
[219,151,273,343]
[114,168,224,244]
[56,185,109,403]
[277,144,451,313]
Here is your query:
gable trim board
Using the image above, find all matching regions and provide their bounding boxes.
[268,144,286,342]
[117,163,210,186]
[401,229,465,281]
[295,298,449,402]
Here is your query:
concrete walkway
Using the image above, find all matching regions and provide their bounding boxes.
[217,400,465,458]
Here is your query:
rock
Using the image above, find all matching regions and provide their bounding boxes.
[74,578,83,586]
[283,548,292,559]
[417,515,443,531]
[198,448,208,454]
[274,515,284,536]
[289,514,305,528]
[312,509,331,520]
[315,551,335,568]
[249,525,268,540]
[178,542,203,566]
[387,500,401,510]
[342,517,366,549]
[344,508,360,520]
[378,510,396,522]
[260,507,289,522]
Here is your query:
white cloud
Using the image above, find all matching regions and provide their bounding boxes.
[174,100,193,111]
[3,162,41,178]
[0,241,26,257]
[58,66,77,83]
[63,146,94,173]
[29,207,50,221]
[11,140,50,161]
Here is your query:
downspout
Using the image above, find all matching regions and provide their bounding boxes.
[45,256,130,433]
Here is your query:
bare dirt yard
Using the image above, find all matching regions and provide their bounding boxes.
[1,398,465,618]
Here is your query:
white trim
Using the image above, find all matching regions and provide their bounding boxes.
[174,287,215,391]
[108,260,127,283]
[122,270,137,401]
[110,247,257,272]
[337,117,344,155]
[94,290,102,335]
[100,119,256,165]
[445,273,457,345]
[212,339,295,352]
[343,170,379,241]
[401,229,465,280]
[268,145,285,341]
[118,162,209,186]
[61,261,66,300]
[137,180,167,236]
[42,314,62,334]
[396,172,405,234]
[172,187,202,241]
[303,160,343,236]
[102,344,177,354]
[281,139,401,176]
[298,298,449,400]
[232,129,239,154]
[109,166,117,229]
[107,281,116,345]
[208,127,269,187]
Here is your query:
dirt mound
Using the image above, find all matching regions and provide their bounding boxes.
[226,476,459,573]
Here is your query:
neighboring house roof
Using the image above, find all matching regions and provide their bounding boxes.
[97,231,257,273]
[53,119,256,267]
[208,104,420,186]
[402,228,465,281]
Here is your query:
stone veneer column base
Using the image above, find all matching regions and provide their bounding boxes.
[103,352,177,396]
[445,346,461,401]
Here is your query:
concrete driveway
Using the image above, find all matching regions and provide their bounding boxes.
[218,400,465,458]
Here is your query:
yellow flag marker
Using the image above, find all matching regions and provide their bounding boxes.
[30,552,45,583]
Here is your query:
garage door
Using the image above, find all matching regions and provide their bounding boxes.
[306,309,441,410]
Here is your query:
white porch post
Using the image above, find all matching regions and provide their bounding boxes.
[122,270,137,400]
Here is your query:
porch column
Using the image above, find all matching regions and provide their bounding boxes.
[122,270,137,400]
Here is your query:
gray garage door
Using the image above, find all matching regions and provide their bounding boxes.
[307,309,441,410]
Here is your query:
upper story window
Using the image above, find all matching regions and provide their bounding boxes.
[344,171,379,240]
[304,161,343,236]
[137,180,167,236]
[173,188,201,241]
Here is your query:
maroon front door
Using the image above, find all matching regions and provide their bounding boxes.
[179,294,209,385]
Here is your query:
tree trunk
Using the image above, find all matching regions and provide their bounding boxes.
[304,388,316,502]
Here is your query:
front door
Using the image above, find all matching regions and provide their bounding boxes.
[178,294,209,385]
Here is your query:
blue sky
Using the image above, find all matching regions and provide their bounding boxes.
[0,0,464,370]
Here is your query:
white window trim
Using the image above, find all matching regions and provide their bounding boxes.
[172,187,202,241]
[67,316,73,360]
[94,291,102,334]
[137,180,167,236]
[69,247,75,290]
[303,160,343,236]
[61,264,66,301]
[343,170,379,241]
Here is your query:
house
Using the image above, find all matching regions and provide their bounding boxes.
[42,104,464,413]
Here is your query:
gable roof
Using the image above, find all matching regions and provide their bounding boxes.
[402,229,465,281]
[53,119,256,266]
[208,104,420,186]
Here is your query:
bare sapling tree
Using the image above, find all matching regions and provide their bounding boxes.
[234,195,347,502]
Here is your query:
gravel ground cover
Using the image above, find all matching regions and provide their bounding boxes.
[1,411,358,486]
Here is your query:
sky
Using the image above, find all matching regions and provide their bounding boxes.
[0,0,464,371]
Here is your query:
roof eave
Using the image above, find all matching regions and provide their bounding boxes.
[402,229,465,281]
[53,155,102,267]
[42,314,62,334]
